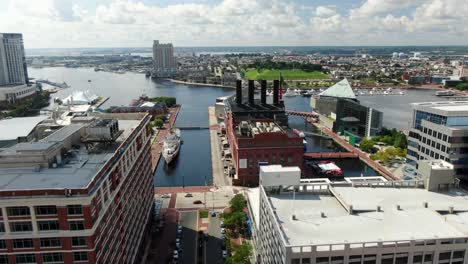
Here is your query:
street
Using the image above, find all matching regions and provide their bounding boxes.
[205,215,223,264]
[179,211,198,264]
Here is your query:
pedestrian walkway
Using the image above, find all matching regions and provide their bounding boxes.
[151,106,181,172]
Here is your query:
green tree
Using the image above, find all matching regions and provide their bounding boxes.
[230,194,247,213]
[226,242,252,264]
[455,83,468,91]
[393,133,407,149]
[359,138,376,153]
[152,118,164,129]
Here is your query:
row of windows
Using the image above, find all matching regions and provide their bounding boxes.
[0,237,86,249]
[0,220,85,233]
[0,252,88,264]
[2,205,83,217]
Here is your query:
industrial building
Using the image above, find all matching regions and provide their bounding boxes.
[225,80,304,186]
[152,40,176,77]
[310,79,382,138]
[406,101,468,180]
[248,164,468,264]
[0,113,154,264]
[0,33,36,103]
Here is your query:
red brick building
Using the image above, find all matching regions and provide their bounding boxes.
[0,113,154,264]
[225,80,304,186]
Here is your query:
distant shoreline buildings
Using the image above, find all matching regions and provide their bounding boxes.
[0,33,37,104]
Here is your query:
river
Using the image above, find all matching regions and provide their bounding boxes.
[28,67,450,186]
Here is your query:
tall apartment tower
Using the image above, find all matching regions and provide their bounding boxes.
[152,40,176,77]
[406,101,468,179]
[0,33,28,86]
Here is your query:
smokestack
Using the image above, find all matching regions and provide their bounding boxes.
[248,80,255,105]
[260,80,267,104]
[236,80,242,105]
[273,80,279,105]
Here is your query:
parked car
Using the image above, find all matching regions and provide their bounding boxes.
[177,225,183,235]
[193,200,203,204]
[222,250,228,258]
[173,250,179,259]
[185,193,193,198]
[221,228,225,234]
[220,221,224,228]
[210,211,217,217]
[161,193,171,198]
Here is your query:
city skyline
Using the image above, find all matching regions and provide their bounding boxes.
[0,0,467,49]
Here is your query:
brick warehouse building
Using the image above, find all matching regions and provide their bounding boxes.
[0,113,154,264]
[225,80,304,186]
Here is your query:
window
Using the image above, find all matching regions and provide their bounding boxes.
[40,238,61,248]
[35,206,57,216]
[0,240,5,249]
[291,259,300,264]
[73,252,88,262]
[453,250,465,258]
[15,254,36,264]
[7,207,30,216]
[38,221,59,231]
[0,255,7,264]
[69,221,85,231]
[10,222,33,232]
[67,205,83,215]
[0,223,4,233]
[72,237,87,247]
[439,251,451,261]
[13,239,33,249]
[42,253,63,263]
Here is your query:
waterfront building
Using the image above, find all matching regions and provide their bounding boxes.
[225,80,304,186]
[152,40,176,77]
[311,79,382,138]
[248,164,468,264]
[406,101,468,180]
[0,113,154,264]
[0,33,36,103]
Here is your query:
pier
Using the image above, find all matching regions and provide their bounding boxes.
[304,152,358,159]
[150,105,181,173]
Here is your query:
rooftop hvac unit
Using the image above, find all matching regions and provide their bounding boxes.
[82,119,123,142]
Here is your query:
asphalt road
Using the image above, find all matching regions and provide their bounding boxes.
[205,215,223,264]
[179,211,198,264]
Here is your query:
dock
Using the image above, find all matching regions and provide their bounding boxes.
[150,105,181,173]
[93,96,109,108]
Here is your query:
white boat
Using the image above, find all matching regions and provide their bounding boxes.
[283,88,298,97]
[435,90,455,96]
[162,129,181,164]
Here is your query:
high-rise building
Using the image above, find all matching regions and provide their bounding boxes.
[152,40,176,77]
[0,113,154,264]
[247,165,468,264]
[406,101,468,180]
[0,33,28,86]
[0,33,36,103]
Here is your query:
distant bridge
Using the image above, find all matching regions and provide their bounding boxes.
[304,152,358,159]
[286,110,320,118]
[177,126,209,130]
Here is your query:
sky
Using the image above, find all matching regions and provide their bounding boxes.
[0,0,467,48]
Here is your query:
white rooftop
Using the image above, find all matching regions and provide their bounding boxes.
[262,185,468,247]
[0,119,141,191]
[0,115,48,141]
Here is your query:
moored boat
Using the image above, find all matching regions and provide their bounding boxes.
[162,129,181,164]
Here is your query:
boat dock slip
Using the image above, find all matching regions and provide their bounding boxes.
[151,105,180,173]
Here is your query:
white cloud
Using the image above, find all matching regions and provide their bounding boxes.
[0,0,466,48]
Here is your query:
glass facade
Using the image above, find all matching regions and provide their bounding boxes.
[447,116,468,127]
[414,110,447,129]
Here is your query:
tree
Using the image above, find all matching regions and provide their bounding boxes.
[230,194,247,213]
[455,83,468,91]
[359,138,376,153]
[152,118,164,129]
[226,242,252,264]
[393,133,407,149]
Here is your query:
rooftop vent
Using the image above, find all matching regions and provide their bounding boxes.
[320,212,326,218]
[377,206,382,212]
[396,205,401,210]
[292,214,297,221]
[423,202,428,208]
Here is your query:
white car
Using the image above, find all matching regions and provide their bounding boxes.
[222,250,228,258]
[161,193,171,198]
[173,250,179,258]
[221,228,225,234]
[177,225,183,234]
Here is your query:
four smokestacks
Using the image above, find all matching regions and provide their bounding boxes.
[235,79,281,106]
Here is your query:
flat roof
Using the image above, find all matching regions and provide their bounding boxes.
[0,115,48,141]
[263,185,468,247]
[0,119,141,191]
[433,105,468,112]
[412,101,468,116]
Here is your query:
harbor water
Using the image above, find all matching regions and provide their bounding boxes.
[29,67,450,186]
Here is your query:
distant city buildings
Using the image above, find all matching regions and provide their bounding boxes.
[311,79,383,138]
[0,33,36,103]
[248,164,468,264]
[152,40,176,77]
[406,101,468,180]
[0,113,154,264]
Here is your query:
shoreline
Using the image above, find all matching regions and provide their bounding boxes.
[166,78,235,89]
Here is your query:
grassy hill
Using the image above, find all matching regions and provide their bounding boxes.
[243,68,329,80]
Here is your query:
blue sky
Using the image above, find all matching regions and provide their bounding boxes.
[0,0,466,48]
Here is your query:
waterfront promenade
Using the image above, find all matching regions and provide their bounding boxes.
[208,106,231,187]
[150,105,181,172]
